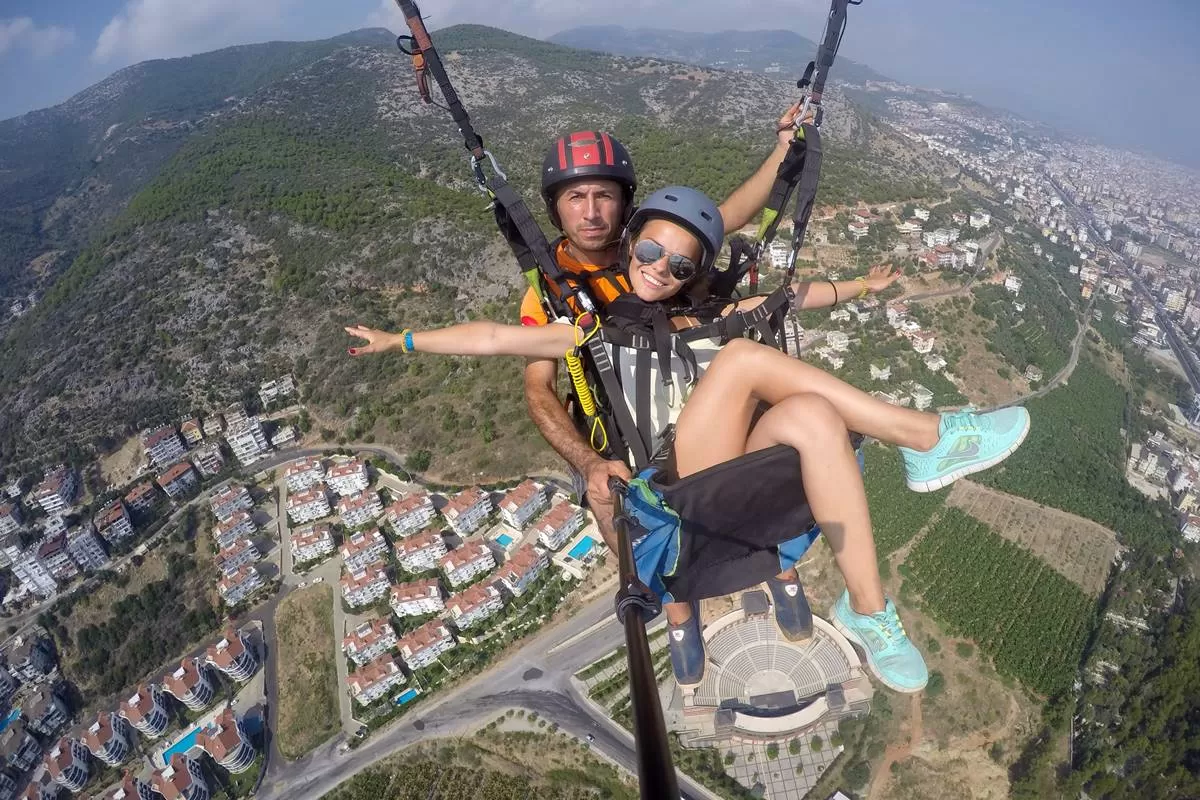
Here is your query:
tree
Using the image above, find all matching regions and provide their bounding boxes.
[844,760,871,789]
[405,449,432,472]
[926,670,946,697]
[810,735,823,752]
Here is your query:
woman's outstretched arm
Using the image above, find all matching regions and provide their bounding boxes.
[345,320,577,360]
[790,263,901,309]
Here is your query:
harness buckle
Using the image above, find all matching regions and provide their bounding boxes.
[469,150,508,195]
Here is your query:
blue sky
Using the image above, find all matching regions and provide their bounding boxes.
[2,0,1198,168]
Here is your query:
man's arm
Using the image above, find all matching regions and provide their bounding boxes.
[718,103,804,233]
[523,358,631,510]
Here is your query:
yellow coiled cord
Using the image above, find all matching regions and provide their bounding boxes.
[566,315,608,453]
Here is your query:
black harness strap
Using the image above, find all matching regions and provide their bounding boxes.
[786,123,823,284]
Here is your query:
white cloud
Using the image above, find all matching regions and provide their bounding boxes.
[92,0,296,65]
[0,17,76,58]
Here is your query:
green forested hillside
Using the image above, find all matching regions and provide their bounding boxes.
[0,25,944,477]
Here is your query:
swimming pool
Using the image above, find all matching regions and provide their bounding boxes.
[0,708,20,734]
[567,536,595,560]
[394,687,420,706]
[162,726,204,762]
[494,533,513,547]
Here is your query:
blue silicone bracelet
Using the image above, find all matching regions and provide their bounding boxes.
[404,330,415,353]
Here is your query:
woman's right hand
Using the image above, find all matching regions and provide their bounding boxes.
[345,324,396,356]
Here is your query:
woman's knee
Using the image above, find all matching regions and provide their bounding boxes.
[769,394,848,444]
[707,337,763,379]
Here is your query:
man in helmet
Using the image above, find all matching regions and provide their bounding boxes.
[519,106,813,621]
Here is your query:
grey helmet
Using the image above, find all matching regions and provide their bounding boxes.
[625,186,725,277]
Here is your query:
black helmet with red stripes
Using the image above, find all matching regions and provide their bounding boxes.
[540,131,637,229]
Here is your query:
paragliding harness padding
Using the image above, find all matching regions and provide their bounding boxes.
[394,1,860,795]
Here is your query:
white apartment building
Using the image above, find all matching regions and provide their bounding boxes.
[218,565,263,607]
[496,544,549,598]
[209,484,252,522]
[498,480,546,530]
[213,511,256,550]
[340,528,388,572]
[326,459,369,496]
[287,484,331,525]
[290,523,335,565]
[342,618,399,666]
[385,492,436,539]
[14,548,57,597]
[390,578,444,617]
[284,457,325,493]
[142,426,186,469]
[444,583,504,630]
[346,654,407,706]
[191,443,225,478]
[395,530,448,574]
[215,539,260,578]
[33,467,77,516]
[440,542,496,588]
[341,562,390,608]
[66,523,109,572]
[441,486,491,536]
[225,418,270,466]
[396,620,456,671]
[337,490,383,529]
[157,462,198,500]
[534,502,585,551]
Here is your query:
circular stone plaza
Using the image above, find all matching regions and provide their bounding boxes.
[661,589,875,798]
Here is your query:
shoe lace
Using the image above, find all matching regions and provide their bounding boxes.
[872,608,907,648]
[941,411,991,435]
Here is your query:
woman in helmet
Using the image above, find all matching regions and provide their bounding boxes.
[345,186,1030,693]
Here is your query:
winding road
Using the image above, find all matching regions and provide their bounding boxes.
[257,594,715,800]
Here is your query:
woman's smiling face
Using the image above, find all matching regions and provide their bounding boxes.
[626,218,703,302]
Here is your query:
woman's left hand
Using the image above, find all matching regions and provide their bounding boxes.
[345,324,396,356]
[865,264,902,293]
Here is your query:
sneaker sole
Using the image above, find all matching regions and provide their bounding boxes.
[831,612,927,694]
[905,412,1031,493]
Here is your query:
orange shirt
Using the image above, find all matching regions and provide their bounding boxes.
[519,240,630,326]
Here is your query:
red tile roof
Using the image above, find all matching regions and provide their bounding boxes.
[397,619,451,654]
[343,618,396,652]
[156,461,194,486]
[443,487,486,516]
[394,529,444,558]
[195,707,244,763]
[499,480,539,512]
[440,542,492,572]
[390,578,441,604]
[387,493,432,517]
[205,629,249,669]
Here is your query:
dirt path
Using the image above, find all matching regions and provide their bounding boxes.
[869,694,924,799]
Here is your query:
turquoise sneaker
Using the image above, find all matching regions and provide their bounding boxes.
[898,407,1030,493]
[831,590,928,693]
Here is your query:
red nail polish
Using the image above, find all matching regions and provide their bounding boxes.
[348,349,357,355]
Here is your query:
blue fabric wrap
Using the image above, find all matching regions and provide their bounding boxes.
[625,471,682,603]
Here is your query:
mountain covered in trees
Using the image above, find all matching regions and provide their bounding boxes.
[0,24,944,478]
[549,25,892,84]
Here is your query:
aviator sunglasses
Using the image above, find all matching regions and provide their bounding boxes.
[633,238,699,282]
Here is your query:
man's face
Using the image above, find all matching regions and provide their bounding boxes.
[554,179,625,256]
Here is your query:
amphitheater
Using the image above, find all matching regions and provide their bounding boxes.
[668,591,874,741]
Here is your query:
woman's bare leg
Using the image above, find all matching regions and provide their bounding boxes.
[697,338,941,452]
[673,380,886,615]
